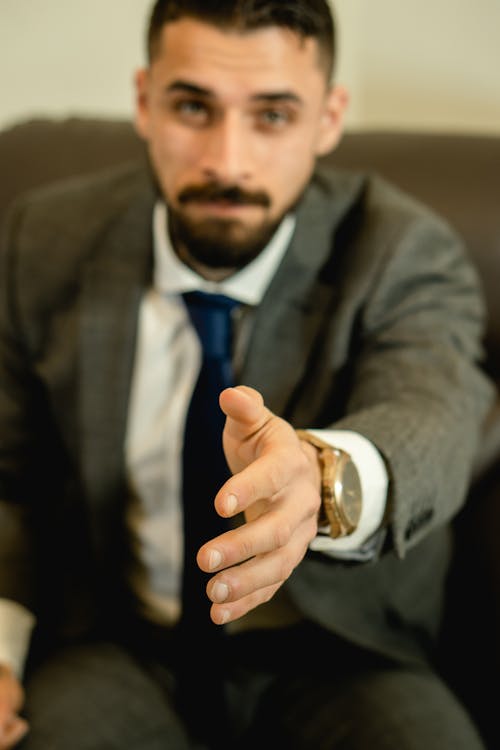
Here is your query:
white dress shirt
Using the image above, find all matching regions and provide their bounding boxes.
[0,201,388,675]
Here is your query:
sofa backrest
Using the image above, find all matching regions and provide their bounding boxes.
[0,118,145,230]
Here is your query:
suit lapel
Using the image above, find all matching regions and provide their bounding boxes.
[241,169,364,418]
[79,180,155,547]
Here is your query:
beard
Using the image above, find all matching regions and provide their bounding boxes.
[167,181,297,271]
[168,211,283,271]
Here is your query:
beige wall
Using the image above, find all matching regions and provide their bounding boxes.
[1,0,499,134]
[333,0,500,133]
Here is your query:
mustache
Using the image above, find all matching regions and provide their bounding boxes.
[178,183,271,208]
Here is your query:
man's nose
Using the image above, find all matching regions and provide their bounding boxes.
[200,112,252,183]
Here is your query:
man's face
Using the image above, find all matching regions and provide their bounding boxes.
[135,18,348,274]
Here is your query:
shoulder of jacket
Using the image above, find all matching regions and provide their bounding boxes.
[12,161,149,221]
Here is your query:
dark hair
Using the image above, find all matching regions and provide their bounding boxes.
[146,0,336,80]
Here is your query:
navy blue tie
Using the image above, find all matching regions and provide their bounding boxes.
[176,291,239,735]
[180,291,239,622]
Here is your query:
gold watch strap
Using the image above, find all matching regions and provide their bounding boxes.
[295,429,349,537]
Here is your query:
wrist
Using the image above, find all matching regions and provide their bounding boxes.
[298,437,323,494]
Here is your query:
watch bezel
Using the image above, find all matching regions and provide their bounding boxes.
[296,430,362,538]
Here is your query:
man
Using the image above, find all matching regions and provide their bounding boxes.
[0,1,494,748]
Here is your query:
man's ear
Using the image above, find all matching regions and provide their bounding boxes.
[133,68,151,141]
[315,84,350,157]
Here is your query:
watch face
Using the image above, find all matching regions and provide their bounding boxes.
[338,459,362,526]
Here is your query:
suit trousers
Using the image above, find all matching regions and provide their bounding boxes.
[18,620,486,750]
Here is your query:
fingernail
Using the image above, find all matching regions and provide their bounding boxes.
[219,609,230,625]
[224,493,237,515]
[208,549,222,570]
[212,582,229,603]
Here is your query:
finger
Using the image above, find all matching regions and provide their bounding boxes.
[210,582,283,625]
[215,446,318,520]
[207,533,310,606]
[0,717,29,749]
[214,452,289,519]
[199,483,318,573]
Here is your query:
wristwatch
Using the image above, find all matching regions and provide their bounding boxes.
[296,430,362,538]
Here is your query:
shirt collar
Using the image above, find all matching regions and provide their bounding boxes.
[153,200,296,306]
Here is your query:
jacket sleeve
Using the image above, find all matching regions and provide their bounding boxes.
[332,203,495,558]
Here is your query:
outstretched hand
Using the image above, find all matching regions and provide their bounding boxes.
[197,385,322,625]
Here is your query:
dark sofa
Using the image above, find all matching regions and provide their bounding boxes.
[1,117,500,746]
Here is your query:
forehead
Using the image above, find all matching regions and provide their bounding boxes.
[151,18,327,100]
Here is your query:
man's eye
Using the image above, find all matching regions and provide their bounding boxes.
[258,109,292,129]
[173,99,210,123]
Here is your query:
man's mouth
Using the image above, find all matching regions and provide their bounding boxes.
[178,183,270,209]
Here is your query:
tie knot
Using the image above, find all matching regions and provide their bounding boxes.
[183,291,239,360]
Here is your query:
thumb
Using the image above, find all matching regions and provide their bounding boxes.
[219,386,273,473]
[219,385,269,435]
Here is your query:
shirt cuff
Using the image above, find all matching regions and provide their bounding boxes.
[307,429,388,560]
[0,598,36,678]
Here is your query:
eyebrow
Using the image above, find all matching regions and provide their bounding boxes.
[165,79,303,106]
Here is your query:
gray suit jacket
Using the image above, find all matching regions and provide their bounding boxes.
[0,161,494,665]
